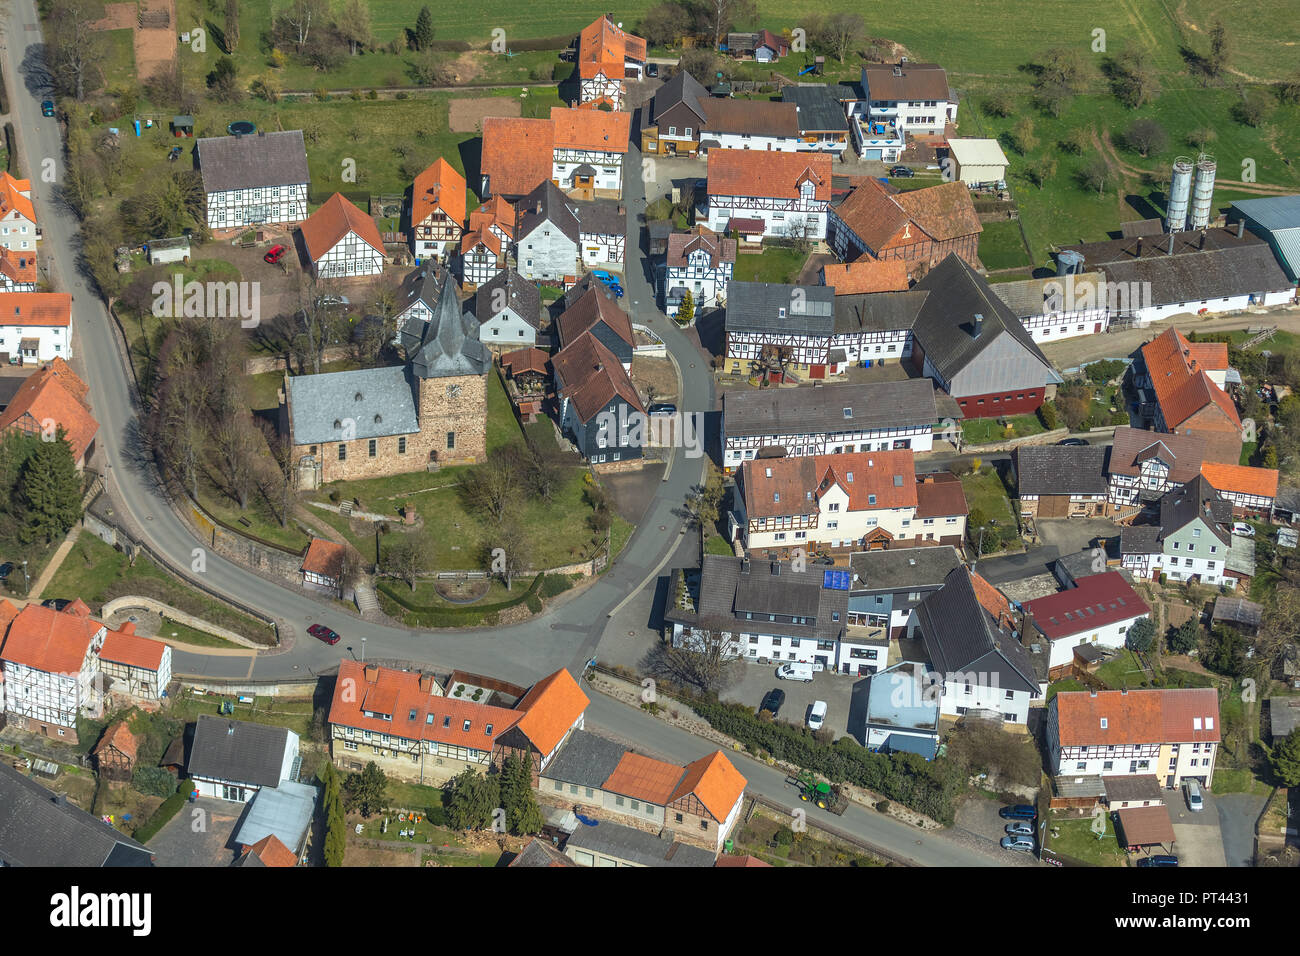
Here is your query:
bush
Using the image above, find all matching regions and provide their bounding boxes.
[131,766,178,798]
[773,826,795,846]
[540,573,577,598]
[1037,402,1058,430]
[133,781,195,843]
[1084,359,1126,384]
[377,573,546,626]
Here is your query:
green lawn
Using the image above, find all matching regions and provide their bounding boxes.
[168,689,315,737]
[732,246,809,285]
[1045,678,1085,700]
[961,414,1044,444]
[1046,815,1129,867]
[977,219,1032,272]
[1094,649,1148,690]
[705,534,734,556]
[959,467,1015,527]
[1210,768,1270,797]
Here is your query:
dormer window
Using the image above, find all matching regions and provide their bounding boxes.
[1100,717,1108,729]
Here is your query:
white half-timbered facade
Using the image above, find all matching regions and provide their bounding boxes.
[0,606,106,742]
[310,231,384,279]
[195,131,311,231]
[576,204,627,267]
[991,272,1112,344]
[1200,463,1278,516]
[553,149,626,199]
[578,16,646,112]
[665,229,736,312]
[1106,428,1204,509]
[410,158,467,262]
[206,184,309,231]
[301,193,386,280]
[459,230,504,288]
[705,149,832,241]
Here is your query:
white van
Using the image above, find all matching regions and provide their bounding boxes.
[1185,779,1204,812]
[776,662,816,682]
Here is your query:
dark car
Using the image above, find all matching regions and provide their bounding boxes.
[999,804,1037,820]
[307,623,341,645]
[646,63,659,78]
[1057,438,1088,446]
[759,688,785,717]
[0,562,12,581]
[41,100,56,117]
[889,165,915,178]
[1137,855,1179,867]
[41,598,72,611]
[264,244,287,264]
[648,403,677,416]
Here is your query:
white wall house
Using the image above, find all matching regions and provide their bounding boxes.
[0,248,38,292]
[301,193,386,280]
[0,292,72,363]
[850,116,905,163]
[699,100,803,153]
[0,605,106,743]
[0,172,39,252]
[1023,573,1150,678]
[664,230,735,313]
[551,107,631,200]
[410,158,466,262]
[706,149,831,241]
[861,62,958,136]
[188,715,301,804]
[195,131,311,231]
[991,272,1112,345]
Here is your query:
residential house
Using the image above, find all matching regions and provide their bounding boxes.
[908,254,1063,417]
[563,820,718,867]
[0,762,153,866]
[300,537,345,594]
[515,181,580,283]
[640,69,710,157]
[0,292,72,363]
[187,714,301,803]
[98,623,172,702]
[860,661,941,757]
[551,331,645,463]
[235,834,300,868]
[851,112,906,164]
[472,269,541,348]
[721,378,940,470]
[468,194,516,247]
[556,283,634,370]
[944,138,1010,186]
[300,192,386,279]
[847,544,963,636]
[1133,327,1242,465]
[1015,444,1111,518]
[0,357,99,468]
[280,269,489,485]
[459,228,505,288]
[705,149,832,240]
[145,236,190,265]
[907,567,1039,724]
[861,62,957,135]
[410,157,466,262]
[1107,426,1206,509]
[698,99,802,153]
[0,171,38,251]
[1046,688,1221,789]
[1023,573,1151,678]
[781,86,852,155]
[509,838,578,867]
[573,201,626,267]
[1059,227,1295,326]
[391,266,444,329]
[492,667,590,779]
[1199,461,1278,516]
[550,106,631,200]
[991,272,1112,344]
[0,248,38,292]
[818,259,910,296]
[665,554,888,676]
[915,472,969,547]
[664,226,736,313]
[827,178,981,268]
[1228,195,1300,282]
[479,117,556,201]
[577,15,646,110]
[1120,476,1236,586]
[194,130,310,231]
[723,30,789,62]
[0,602,105,743]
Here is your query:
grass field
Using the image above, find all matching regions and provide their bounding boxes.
[959,466,1016,529]
[1047,815,1128,867]
[961,414,1044,444]
[732,246,809,284]
[977,220,1033,272]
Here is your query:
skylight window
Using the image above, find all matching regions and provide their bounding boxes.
[842,408,853,419]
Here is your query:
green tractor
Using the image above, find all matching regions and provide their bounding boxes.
[792,770,843,812]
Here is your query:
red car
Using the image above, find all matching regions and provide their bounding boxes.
[307,623,341,645]
[264,244,287,264]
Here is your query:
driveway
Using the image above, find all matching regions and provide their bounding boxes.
[147,796,246,867]
[1170,792,1228,867]
[720,664,860,741]
[975,517,1118,585]
[1216,790,1270,867]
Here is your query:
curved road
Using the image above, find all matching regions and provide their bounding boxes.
[2,3,1010,865]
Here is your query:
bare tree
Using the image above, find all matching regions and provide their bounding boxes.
[459,450,521,524]
[819,12,865,64]
[1125,118,1168,158]
[700,0,756,50]
[294,275,342,375]
[261,420,296,527]
[381,536,434,591]
[336,0,373,55]
[279,0,328,53]
[210,413,263,509]
[46,0,108,102]
[225,0,241,51]
[481,523,532,590]
[1078,156,1110,196]
[643,618,741,694]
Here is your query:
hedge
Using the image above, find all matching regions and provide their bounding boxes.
[134,780,195,843]
[378,572,545,626]
[3,123,18,177]
[691,698,961,824]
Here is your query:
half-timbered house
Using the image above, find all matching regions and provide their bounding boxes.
[664,227,736,313]
[705,149,831,240]
[195,130,310,232]
[0,248,38,292]
[827,178,981,268]
[98,624,171,702]
[410,157,466,262]
[1200,461,1278,516]
[1119,477,1236,586]
[468,195,516,247]
[459,228,504,288]
[550,107,631,200]
[575,201,626,267]
[0,172,39,252]
[1133,328,1243,466]
[0,358,99,468]
[92,721,138,782]
[300,193,386,279]
[577,15,646,111]
[1015,444,1111,518]
[1107,427,1206,509]
[0,603,106,743]
[479,117,555,201]
[300,538,344,594]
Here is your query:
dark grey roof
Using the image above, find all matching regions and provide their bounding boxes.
[1055,547,1128,584]
[517,180,581,245]
[1119,525,1161,555]
[1015,445,1109,496]
[1159,475,1231,544]
[832,290,929,334]
[196,130,310,193]
[0,763,154,866]
[400,271,491,378]
[395,267,444,317]
[910,255,1060,385]
[782,86,849,133]
[913,568,1038,695]
[1212,596,1263,628]
[287,365,419,445]
[724,379,938,439]
[1102,774,1163,802]
[1276,485,1300,514]
[188,715,293,790]
[565,820,716,867]
[510,838,578,867]
[542,730,630,790]
[666,554,849,643]
[650,70,709,126]
[472,269,541,329]
[575,201,624,237]
[1120,219,1165,238]
[989,271,1109,319]
[849,546,961,593]
[724,281,836,335]
[1061,228,1294,306]
[1270,696,1300,740]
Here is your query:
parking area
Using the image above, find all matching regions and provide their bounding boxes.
[148,795,246,867]
[720,663,862,741]
[1171,791,1228,867]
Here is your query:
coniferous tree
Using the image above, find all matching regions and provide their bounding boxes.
[17,432,81,544]
[413,6,434,51]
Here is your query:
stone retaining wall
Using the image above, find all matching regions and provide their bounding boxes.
[101,596,265,649]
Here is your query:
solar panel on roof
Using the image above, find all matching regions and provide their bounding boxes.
[823,569,850,590]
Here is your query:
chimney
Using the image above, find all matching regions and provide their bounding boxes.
[973,313,984,338]
[1237,219,1245,239]
[227,723,235,736]
[1120,686,1129,695]
[1199,230,1206,250]
[1089,688,1098,698]
[1135,236,1142,257]
[418,673,433,694]
[1168,233,1176,256]
[771,561,781,575]
[53,793,67,807]
[364,664,378,683]
[740,557,751,574]
[922,474,934,484]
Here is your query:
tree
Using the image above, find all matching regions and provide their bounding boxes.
[496,752,545,835]
[481,523,532,590]
[643,619,739,693]
[17,433,82,545]
[1126,118,1168,158]
[1057,391,1091,430]
[381,536,434,590]
[413,5,435,51]
[700,0,756,49]
[1233,88,1273,127]
[46,0,108,102]
[677,48,729,87]
[342,761,388,816]
[522,441,564,503]
[210,413,263,510]
[1059,127,1090,154]
[1009,117,1037,155]
[1109,49,1158,108]
[1202,625,1246,678]
[279,0,327,53]
[319,763,346,866]
[819,12,865,64]
[1167,617,1201,655]
[1031,46,1088,117]
[206,56,242,102]
[1206,20,1229,79]
[983,92,1014,118]
[459,451,520,524]
[1271,730,1300,787]
[1187,127,1217,151]
[675,288,695,323]
[225,0,241,52]
[638,1,691,48]
[1126,616,1156,653]
[444,768,500,830]
[681,465,725,532]
[337,0,373,55]
[410,48,451,86]
[1079,156,1110,196]
[1023,154,1057,190]
[121,170,206,239]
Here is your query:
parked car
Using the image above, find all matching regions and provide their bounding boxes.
[307,623,341,645]
[1000,835,1036,853]
[648,403,677,416]
[999,804,1036,820]
[264,244,287,264]
[590,269,614,281]
[1232,522,1255,537]
[1005,822,1035,836]
[759,688,785,717]
[1057,438,1088,446]
[1185,779,1204,811]
[1136,854,1179,867]
[168,146,182,161]
[807,700,827,731]
[776,662,817,682]
[0,562,12,581]
[41,598,72,611]
[889,165,915,178]
[606,283,624,298]
[646,63,659,78]
[41,100,56,117]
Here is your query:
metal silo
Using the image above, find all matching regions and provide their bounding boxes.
[1167,157,1193,233]
[1189,153,1216,230]
[1056,249,1085,276]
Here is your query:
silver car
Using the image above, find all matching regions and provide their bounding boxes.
[1005,822,1035,837]
[1000,835,1036,853]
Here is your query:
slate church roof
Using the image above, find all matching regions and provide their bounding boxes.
[400,270,490,378]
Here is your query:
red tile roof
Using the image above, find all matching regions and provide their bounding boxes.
[0,171,35,224]
[501,346,550,378]
[460,227,502,258]
[914,472,968,519]
[1199,461,1278,500]
[715,854,772,867]
[822,259,910,294]
[0,359,98,463]
[556,285,634,350]
[468,195,516,240]
[1141,328,1240,431]
[666,228,737,269]
[602,752,686,805]
[0,248,38,285]
[1054,688,1221,747]
[300,193,385,262]
[0,292,70,327]
[551,331,644,423]
[740,450,918,519]
[481,117,555,197]
[578,15,646,80]
[707,149,831,201]
[1115,805,1175,848]
[511,668,590,757]
[1024,572,1150,641]
[550,107,630,154]
[93,721,139,762]
[411,158,466,232]
[99,630,168,671]
[832,178,981,253]
[243,834,298,867]
[301,538,344,580]
[970,572,1012,624]
[669,751,746,822]
[0,603,102,673]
